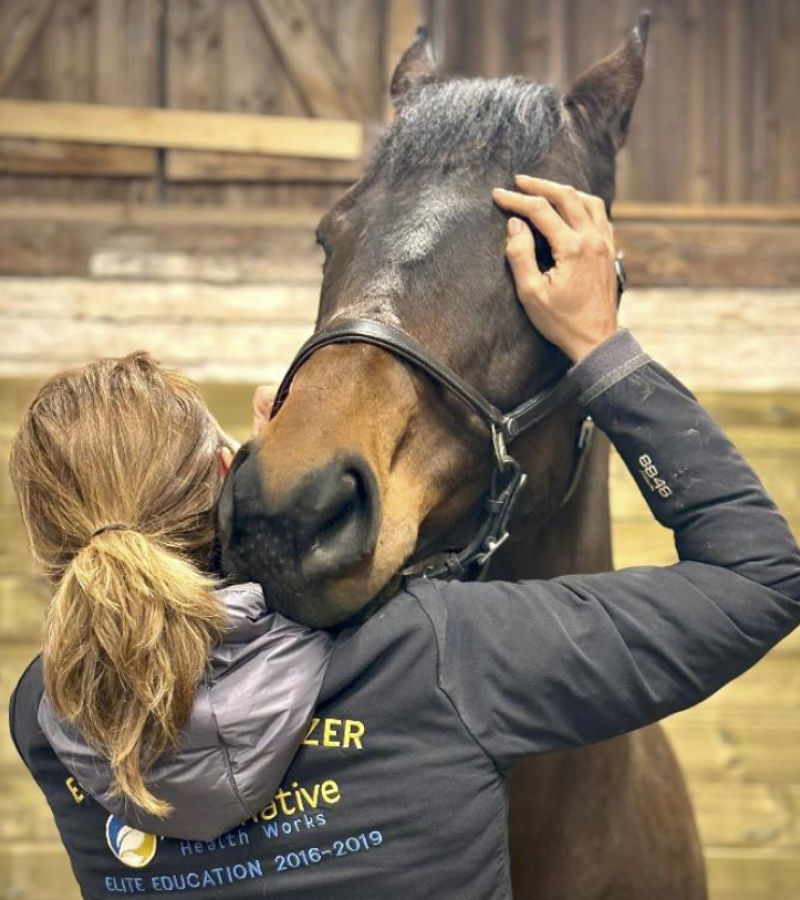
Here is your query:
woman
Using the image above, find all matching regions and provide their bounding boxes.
[9,180,800,900]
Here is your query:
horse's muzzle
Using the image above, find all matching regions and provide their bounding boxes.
[217,440,382,625]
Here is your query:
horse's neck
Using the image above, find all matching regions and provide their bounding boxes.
[488,433,613,581]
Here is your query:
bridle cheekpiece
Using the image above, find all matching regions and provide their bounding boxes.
[270,255,627,581]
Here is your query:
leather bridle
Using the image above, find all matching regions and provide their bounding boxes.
[270,257,626,581]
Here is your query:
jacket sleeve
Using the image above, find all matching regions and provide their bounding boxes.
[414,330,800,772]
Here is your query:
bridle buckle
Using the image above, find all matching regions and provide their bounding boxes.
[491,424,512,471]
[476,531,510,566]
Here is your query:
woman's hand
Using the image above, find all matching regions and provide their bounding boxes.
[493,176,619,363]
[252,386,275,435]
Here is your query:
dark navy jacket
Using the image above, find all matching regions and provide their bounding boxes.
[10,331,800,899]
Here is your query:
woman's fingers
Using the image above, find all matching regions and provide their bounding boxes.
[493,187,575,257]
[515,175,591,231]
[577,190,614,245]
[504,217,546,304]
[252,386,275,435]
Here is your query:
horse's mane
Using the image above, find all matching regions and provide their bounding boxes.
[370,77,566,184]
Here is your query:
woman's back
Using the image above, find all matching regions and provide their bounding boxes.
[11,589,514,900]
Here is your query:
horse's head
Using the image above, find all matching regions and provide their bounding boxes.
[221,17,649,627]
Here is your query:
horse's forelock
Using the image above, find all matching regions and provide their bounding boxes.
[370,77,566,183]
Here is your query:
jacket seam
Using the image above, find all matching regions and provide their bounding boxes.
[206,683,256,820]
[413,589,505,779]
[579,353,651,406]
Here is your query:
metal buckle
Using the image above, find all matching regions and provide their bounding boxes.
[491,424,511,471]
[476,531,510,566]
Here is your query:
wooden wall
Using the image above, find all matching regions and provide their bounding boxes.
[1,0,800,206]
[440,0,800,205]
[1,1,799,899]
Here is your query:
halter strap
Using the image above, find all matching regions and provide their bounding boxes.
[272,318,579,445]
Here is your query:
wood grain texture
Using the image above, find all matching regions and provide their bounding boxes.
[0,99,364,159]
[1,203,798,286]
[250,0,363,119]
[705,848,800,900]
[0,0,55,95]
[0,138,157,176]
[166,150,362,182]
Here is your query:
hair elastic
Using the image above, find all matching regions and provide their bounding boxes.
[91,524,130,539]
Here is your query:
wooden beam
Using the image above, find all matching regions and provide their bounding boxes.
[166,150,362,183]
[2,202,799,287]
[0,0,55,95]
[615,203,800,223]
[0,100,363,160]
[0,139,157,177]
[249,0,363,120]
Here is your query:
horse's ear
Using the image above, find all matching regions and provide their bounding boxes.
[391,26,437,108]
[565,12,650,153]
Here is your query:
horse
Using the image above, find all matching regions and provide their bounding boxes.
[226,15,706,899]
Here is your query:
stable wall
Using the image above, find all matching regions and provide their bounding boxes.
[1,1,799,899]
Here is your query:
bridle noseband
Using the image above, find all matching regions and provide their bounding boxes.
[270,256,626,581]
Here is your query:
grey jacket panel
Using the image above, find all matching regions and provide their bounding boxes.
[39,583,333,841]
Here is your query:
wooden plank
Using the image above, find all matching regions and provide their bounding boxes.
[0,317,314,386]
[41,0,93,103]
[0,0,55,95]
[220,0,304,118]
[87,233,320,282]
[0,770,62,842]
[330,0,383,122]
[614,204,800,222]
[0,508,37,576]
[250,0,364,119]
[774,0,800,203]
[515,0,551,81]
[0,138,157,176]
[705,847,800,900]
[699,391,800,430]
[548,0,567,89]
[0,576,49,644]
[0,202,323,227]
[690,782,800,849]
[621,288,800,332]
[664,712,800,785]
[0,100,364,160]
[617,329,800,392]
[94,0,128,104]
[2,204,800,287]
[0,842,80,900]
[167,150,362,183]
[0,279,321,320]
[616,220,800,288]
[167,0,221,111]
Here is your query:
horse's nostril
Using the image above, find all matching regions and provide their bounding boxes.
[298,456,380,580]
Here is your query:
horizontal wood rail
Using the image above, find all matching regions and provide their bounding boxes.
[0,100,363,161]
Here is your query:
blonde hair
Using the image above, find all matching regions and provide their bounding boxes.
[9,352,229,818]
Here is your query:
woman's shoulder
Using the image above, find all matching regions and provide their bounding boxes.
[8,654,44,770]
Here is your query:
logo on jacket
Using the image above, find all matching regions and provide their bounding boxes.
[106,815,157,868]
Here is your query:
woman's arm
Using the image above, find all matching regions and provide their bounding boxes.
[408,180,800,770]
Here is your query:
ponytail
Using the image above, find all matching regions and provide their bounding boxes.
[9,352,231,819]
[44,528,226,817]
